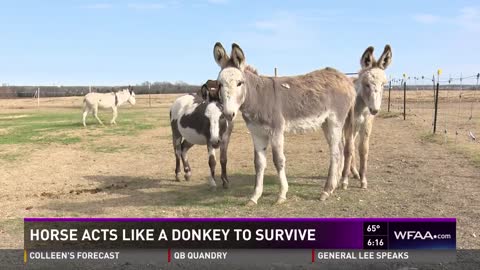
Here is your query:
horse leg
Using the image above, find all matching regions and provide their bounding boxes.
[271,131,288,205]
[93,105,104,126]
[359,117,373,189]
[220,121,233,189]
[82,107,89,127]
[247,127,269,206]
[207,145,217,190]
[174,143,182,181]
[180,141,194,181]
[320,120,343,201]
[111,107,118,125]
[171,120,182,181]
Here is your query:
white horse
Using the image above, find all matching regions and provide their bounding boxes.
[82,87,136,127]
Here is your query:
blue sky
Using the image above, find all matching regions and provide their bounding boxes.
[0,0,479,86]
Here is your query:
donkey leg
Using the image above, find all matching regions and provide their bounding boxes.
[271,131,288,205]
[359,119,373,189]
[207,145,217,190]
[341,122,354,190]
[219,126,232,189]
[321,121,331,176]
[110,107,118,125]
[323,121,343,189]
[247,129,269,206]
[338,136,345,186]
[93,106,104,126]
[320,122,343,201]
[339,109,354,190]
[180,141,194,181]
[350,148,360,179]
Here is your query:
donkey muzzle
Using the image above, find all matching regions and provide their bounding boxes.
[224,112,235,121]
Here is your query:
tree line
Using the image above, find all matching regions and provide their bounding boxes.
[0,81,200,98]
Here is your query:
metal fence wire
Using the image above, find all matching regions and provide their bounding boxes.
[383,73,479,147]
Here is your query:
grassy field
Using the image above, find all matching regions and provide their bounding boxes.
[0,94,479,249]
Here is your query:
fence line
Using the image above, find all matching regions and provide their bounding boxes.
[384,72,479,150]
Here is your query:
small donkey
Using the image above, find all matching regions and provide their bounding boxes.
[340,45,392,190]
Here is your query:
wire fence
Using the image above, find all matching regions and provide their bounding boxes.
[384,73,479,150]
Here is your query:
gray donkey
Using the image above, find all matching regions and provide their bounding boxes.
[213,42,356,205]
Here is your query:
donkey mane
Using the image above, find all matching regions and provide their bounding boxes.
[244,65,258,75]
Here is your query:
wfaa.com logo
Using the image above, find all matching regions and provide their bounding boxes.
[394,231,452,240]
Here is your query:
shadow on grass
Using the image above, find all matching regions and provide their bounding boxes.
[40,173,285,215]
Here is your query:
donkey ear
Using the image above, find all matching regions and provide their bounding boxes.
[377,44,392,70]
[213,42,229,68]
[231,43,246,71]
[360,46,375,69]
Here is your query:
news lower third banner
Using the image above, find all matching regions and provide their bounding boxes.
[24,217,456,266]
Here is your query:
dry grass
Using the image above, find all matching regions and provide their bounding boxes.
[385,89,480,167]
[0,94,479,249]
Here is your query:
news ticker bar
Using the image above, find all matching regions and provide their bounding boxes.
[23,249,457,265]
[24,217,456,250]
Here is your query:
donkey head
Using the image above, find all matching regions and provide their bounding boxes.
[213,42,247,121]
[126,86,136,105]
[199,80,221,102]
[357,45,392,115]
[204,102,225,147]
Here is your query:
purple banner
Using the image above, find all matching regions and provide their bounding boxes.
[24,218,455,250]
